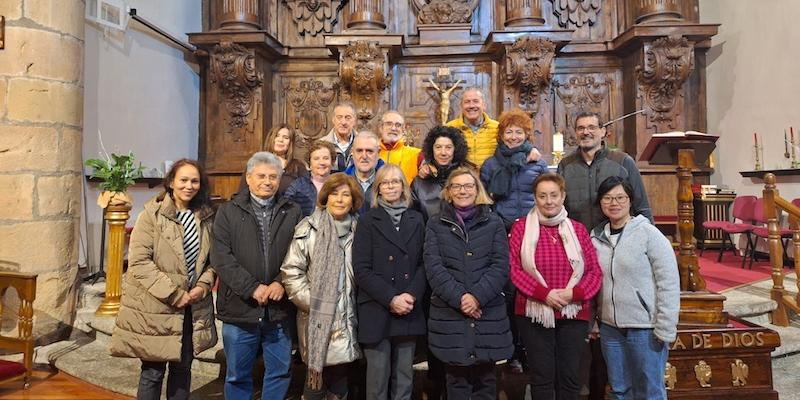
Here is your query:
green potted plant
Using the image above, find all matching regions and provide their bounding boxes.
[85,152,145,208]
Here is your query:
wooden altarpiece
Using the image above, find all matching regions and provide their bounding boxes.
[187,1,782,397]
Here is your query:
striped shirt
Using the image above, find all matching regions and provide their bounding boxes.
[177,209,199,285]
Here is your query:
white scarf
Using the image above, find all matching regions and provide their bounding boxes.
[520,206,585,328]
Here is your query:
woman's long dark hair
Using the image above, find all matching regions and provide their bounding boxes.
[163,158,212,211]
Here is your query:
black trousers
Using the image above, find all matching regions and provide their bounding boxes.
[303,362,352,400]
[517,317,588,400]
[444,363,496,400]
[137,308,193,400]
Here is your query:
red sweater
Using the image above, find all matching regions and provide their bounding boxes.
[509,218,602,321]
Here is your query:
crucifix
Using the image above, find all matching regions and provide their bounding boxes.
[428,66,462,125]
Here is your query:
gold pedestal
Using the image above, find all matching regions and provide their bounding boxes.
[96,202,132,316]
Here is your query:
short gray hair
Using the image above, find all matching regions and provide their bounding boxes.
[246,151,284,176]
[354,130,380,149]
[461,87,485,101]
[381,110,404,123]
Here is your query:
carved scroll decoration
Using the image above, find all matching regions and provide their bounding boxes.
[555,75,610,146]
[412,0,480,24]
[505,37,556,115]
[285,0,344,36]
[636,35,695,131]
[284,78,339,144]
[338,40,391,127]
[664,362,677,390]
[210,41,264,132]
[694,360,712,388]
[731,359,749,387]
[550,0,601,28]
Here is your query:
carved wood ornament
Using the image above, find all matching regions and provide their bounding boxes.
[412,0,480,24]
[555,75,610,145]
[210,41,263,134]
[551,0,601,28]
[505,37,556,115]
[285,0,344,36]
[284,78,339,144]
[636,35,695,131]
[338,40,391,128]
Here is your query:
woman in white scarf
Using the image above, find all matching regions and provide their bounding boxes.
[508,173,603,400]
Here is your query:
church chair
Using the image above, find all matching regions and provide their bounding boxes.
[0,271,37,389]
[717,195,757,267]
[701,195,756,256]
[750,198,799,269]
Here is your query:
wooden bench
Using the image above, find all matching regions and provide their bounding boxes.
[0,271,37,389]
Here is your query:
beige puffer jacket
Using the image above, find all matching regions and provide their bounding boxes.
[280,212,362,366]
[110,193,217,362]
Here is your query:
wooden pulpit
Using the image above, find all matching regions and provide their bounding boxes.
[640,133,779,399]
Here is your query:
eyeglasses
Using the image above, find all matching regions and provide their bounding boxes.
[449,183,477,192]
[380,179,403,187]
[600,195,630,205]
[383,121,403,129]
[575,125,600,133]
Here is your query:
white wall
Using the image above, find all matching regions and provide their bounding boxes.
[701,0,800,198]
[81,1,201,271]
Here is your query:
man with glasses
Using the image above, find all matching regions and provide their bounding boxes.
[557,111,652,231]
[345,131,385,215]
[378,110,421,184]
[322,102,358,172]
[557,111,652,400]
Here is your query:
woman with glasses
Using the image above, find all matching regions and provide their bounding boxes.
[590,176,679,399]
[353,164,427,400]
[480,109,548,231]
[509,172,602,400]
[424,166,513,399]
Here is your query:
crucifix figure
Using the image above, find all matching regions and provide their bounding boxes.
[428,74,462,125]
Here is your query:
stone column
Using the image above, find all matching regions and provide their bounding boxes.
[0,0,84,341]
[216,0,262,30]
[505,0,545,27]
[635,0,683,24]
[346,0,386,30]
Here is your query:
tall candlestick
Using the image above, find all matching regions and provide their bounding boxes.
[786,130,791,159]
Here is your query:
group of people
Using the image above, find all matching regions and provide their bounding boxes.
[109,87,680,400]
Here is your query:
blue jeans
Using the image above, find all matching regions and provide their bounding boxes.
[600,323,669,400]
[222,320,292,400]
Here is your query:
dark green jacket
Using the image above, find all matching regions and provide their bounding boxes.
[557,145,653,230]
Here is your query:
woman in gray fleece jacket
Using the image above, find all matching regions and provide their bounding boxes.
[590,176,679,400]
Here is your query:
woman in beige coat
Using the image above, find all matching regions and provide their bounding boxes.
[281,173,364,400]
[110,159,217,400]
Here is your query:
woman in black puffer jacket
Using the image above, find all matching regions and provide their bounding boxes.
[424,166,513,399]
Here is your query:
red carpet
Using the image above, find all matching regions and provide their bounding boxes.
[697,250,781,292]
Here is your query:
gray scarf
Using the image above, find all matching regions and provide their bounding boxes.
[306,209,353,389]
[377,198,408,228]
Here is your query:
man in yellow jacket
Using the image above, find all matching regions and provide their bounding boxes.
[379,110,421,184]
[446,87,499,167]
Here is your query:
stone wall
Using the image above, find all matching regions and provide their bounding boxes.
[0,0,84,341]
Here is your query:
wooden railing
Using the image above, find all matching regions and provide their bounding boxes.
[764,173,800,326]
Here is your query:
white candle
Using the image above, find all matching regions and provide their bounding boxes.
[553,132,564,152]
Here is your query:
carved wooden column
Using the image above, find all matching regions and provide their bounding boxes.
[505,0,545,27]
[635,0,683,24]
[215,0,262,30]
[503,36,555,116]
[346,0,386,30]
[338,40,392,128]
[631,34,695,156]
[95,203,131,316]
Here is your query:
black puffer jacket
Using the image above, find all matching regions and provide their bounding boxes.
[211,190,303,324]
[423,203,513,365]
